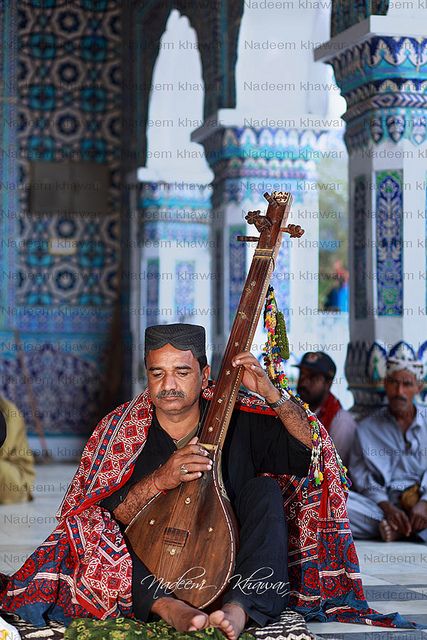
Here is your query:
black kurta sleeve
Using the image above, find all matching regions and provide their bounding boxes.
[249,410,312,477]
[221,407,312,504]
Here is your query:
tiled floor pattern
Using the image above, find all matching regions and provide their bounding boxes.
[0,464,426,639]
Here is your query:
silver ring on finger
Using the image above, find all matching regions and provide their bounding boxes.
[180,464,189,475]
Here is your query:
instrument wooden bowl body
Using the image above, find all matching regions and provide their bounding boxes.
[125,470,238,609]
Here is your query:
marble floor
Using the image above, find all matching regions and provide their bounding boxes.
[0,464,426,640]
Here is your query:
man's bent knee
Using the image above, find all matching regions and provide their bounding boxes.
[236,476,285,517]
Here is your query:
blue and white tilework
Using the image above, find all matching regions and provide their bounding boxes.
[375,170,403,317]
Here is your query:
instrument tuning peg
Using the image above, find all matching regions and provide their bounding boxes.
[281,224,304,238]
[245,211,272,233]
[246,210,261,223]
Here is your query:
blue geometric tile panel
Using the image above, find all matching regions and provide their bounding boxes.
[375,170,403,316]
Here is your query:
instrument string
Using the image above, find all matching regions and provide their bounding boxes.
[159,481,186,579]
[159,399,210,579]
[162,381,227,579]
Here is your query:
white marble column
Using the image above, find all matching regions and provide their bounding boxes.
[316,14,427,411]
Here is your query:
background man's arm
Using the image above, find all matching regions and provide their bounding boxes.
[420,468,427,503]
[348,429,412,535]
[349,431,389,502]
[328,409,358,467]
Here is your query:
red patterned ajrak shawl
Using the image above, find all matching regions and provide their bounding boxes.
[0,388,417,629]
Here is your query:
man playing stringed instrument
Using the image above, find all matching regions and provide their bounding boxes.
[0,321,313,639]
[1,191,418,637]
[97,323,312,640]
[0,192,315,639]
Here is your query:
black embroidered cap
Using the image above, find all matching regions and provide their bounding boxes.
[144,324,206,362]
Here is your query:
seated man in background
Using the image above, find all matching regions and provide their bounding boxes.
[347,355,427,542]
[295,351,357,467]
[0,394,35,504]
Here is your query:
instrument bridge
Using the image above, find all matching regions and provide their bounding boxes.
[163,526,189,555]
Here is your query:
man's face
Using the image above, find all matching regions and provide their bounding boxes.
[146,344,210,417]
[296,366,331,409]
[384,369,422,417]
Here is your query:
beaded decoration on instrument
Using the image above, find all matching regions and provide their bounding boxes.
[263,285,350,490]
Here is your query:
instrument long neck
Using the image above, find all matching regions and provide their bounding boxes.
[198,192,293,451]
[199,249,276,448]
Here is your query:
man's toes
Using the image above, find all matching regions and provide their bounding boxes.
[379,519,399,542]
[188,613,208,631]
[209,610,226,626]
[379,519,390,541]
[209,610,238,640]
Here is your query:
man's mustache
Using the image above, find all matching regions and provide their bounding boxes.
[156,390,185,399]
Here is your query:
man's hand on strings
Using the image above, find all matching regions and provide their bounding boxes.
[232,352,280,404]
[153,437,212,491]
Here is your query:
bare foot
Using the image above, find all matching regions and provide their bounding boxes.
[151,597,208,632]
[379,519,402,542]
[209,603,247,640]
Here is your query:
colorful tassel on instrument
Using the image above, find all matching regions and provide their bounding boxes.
[262,285,350,491]
[262,286,289,387]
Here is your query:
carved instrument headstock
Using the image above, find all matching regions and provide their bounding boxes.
[237,191,304,246]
